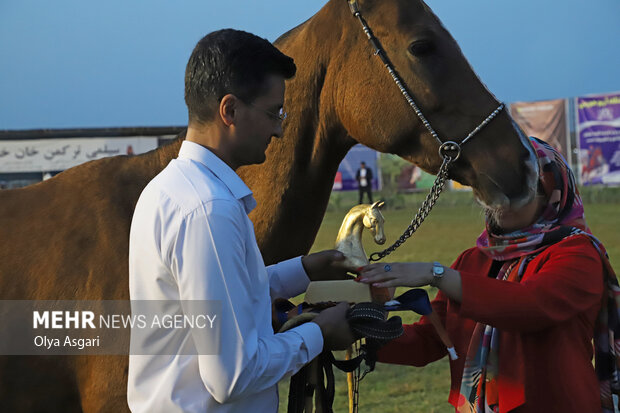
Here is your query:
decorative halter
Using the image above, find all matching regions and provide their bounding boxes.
[345,0,504,262]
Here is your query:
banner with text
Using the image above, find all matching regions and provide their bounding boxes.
[0,137,158,173]
[510,99,569,159]
[576,92,620,185]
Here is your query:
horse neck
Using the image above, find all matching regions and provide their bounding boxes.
[273,8,353,180]
[335,209,367,247]
[238,8,357,262]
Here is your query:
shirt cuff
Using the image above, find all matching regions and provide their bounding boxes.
[269,256,310,298]
[290,321,324,360]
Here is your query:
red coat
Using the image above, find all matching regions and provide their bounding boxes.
[378,234,605,413]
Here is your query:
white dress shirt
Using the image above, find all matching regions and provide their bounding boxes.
[359,168,368,187]
[127,140,323,413]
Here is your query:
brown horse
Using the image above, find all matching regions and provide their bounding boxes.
[0,0,537,411]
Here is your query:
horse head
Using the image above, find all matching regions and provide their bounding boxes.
[317,0,538,212]
[246,0,540,262]
[363,201,386,245]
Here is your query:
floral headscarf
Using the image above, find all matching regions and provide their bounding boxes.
[476,137,587,260]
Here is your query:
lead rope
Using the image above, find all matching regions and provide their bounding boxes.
[369,155,451,262]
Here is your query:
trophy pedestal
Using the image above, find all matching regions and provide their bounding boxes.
[304,280,391,304]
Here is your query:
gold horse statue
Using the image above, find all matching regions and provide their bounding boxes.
[294,201,388,413]
[304,201,389,304]
[335,201,386,268]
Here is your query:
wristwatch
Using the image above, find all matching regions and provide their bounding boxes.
[430,261,444,288]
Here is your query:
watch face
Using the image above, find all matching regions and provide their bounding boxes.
[433,263,444,275]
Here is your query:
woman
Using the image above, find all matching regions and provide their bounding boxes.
[359,138,618,412]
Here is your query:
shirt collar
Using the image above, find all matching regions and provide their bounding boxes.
[177,140,257,214]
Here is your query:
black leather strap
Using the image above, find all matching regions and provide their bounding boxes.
[287,302,403,413]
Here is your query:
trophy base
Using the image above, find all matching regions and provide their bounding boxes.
[304,280,391,304]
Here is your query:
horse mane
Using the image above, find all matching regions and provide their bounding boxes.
[274,16,312,45]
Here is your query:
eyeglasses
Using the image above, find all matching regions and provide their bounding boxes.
[245,101,287,122]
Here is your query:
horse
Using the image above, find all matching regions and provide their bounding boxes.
[335,201,386,268]
[0,0,538,411]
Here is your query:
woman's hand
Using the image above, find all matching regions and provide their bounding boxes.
[358,262,463,302]
[357,262,433,288]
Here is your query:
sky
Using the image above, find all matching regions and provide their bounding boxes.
[1,0,619,130]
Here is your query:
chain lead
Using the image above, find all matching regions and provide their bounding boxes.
[369,155,453,262]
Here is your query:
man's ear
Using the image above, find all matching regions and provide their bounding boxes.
[219,94,237,126]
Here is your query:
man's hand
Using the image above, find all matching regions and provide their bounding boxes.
[301,250,357,282]
[311,302,356,351]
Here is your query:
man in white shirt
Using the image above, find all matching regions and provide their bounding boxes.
[127,29,354,412]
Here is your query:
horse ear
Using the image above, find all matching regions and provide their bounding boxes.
[372,200,385,209]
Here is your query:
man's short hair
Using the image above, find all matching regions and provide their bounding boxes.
[184,29,296,124]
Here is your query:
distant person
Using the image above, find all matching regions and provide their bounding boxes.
[356,161,374,204]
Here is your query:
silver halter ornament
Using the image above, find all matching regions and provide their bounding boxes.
[345,0,504,262]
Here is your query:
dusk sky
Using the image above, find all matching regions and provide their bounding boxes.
[1,0,619,130]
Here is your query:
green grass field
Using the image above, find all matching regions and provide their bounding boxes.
[278,190,620,413]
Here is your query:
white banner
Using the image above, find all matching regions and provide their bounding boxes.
[0,137,158,173]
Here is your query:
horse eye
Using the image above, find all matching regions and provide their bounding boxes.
[408,40,434,56]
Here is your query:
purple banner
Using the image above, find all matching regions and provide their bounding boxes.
[576,93,620,185]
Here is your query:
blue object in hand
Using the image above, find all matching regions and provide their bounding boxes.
[383,288,432,315]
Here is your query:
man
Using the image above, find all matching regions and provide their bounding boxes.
[356,161,374,204]
[128,29,353,412]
